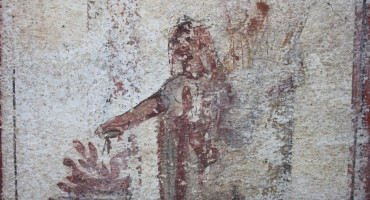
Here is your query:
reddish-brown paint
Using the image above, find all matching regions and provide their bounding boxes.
[247,10,268,36]
[165,21,232,198]
[95,21,233,199]
[112,78,127,98]
[223,1,270,70]
[105,0,142,99]
[57,141,131,197]
[351,1,369,199]
[256,2,270,17]
[130,134,143,186]
[246,1,270,36]
[281,30,295,48]
[87,0,91,31]
[96,96,167,138]
[129,134,139,156]
[156,121,166,199]
[135,164,142,186]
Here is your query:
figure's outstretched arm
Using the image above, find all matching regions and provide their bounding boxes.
[95,95,167,140]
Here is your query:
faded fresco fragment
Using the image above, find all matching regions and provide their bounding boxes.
[55,141,131,198]
[0,0,359,199]
[94,20,233,200]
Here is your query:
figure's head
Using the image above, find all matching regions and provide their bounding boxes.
[169,21,217,79]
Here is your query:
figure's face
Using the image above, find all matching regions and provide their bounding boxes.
[170,22,214,79]
[181,50,206,79]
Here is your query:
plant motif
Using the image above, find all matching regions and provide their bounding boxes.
[57,140,131,197]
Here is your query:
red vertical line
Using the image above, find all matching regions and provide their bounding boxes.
[350,1,363,199]
[351,0,368,199]
[12,68,17,200]
[157,121,165,200]
[241,40,244,69]
[87,0,90,31]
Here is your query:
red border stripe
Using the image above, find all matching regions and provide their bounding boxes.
[351,0,369,199]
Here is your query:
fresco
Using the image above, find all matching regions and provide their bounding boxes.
[0,0,362,199]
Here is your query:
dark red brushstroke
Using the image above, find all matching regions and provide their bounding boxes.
[223,1,270,72]
[256,2,270,17]
[57,141,131,197]
[130,134,142,186]
[129,134,139,156]
[112,78,127,98]
[87,0,91,31]
[156,121,166,200]
[247,1,270,36]
[351,1,369,199]
[95,21,233,199]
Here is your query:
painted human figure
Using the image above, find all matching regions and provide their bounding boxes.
[95,21,233,200]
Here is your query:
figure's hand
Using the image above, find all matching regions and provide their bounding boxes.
[95,124,125,154]
[94,124,124,140]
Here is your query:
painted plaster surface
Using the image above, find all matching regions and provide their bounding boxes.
[0,0,364,199]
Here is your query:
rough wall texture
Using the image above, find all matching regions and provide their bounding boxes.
[0,0,367,199]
